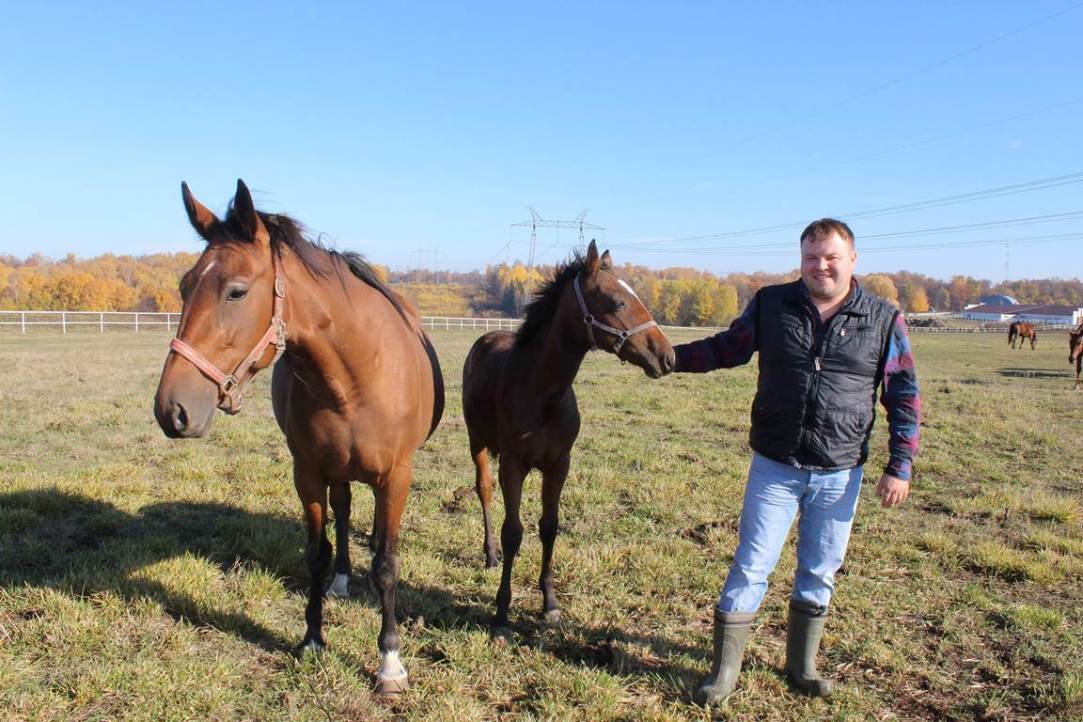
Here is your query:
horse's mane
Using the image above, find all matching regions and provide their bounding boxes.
[514,252,588,348]
[218,205,413,324]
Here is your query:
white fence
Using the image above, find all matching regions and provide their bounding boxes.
[0,310,521,334]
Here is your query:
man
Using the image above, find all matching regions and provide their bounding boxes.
[672,218,921,705]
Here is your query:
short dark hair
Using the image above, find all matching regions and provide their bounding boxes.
[800,218,854,247]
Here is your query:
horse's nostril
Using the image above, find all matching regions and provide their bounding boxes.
[172,402,188,432]
[662,351,675,373]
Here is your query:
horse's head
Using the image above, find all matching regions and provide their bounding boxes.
[154,179,285,438]
[567,240,675,378]
[1069,327,1083,365]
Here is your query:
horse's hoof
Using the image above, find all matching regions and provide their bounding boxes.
[297,637,325,656]
[375,673,409,696]
[326,573,351,599]
[490,625,513,643]
[484,554,499,569]
[544,609,562,624]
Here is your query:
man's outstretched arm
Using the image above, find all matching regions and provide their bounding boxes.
[673,295,759,373]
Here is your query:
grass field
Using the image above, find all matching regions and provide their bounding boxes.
[1,328,1081,721]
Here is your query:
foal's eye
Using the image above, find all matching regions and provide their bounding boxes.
[228,288,248,301]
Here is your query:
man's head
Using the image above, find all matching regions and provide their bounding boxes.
[800,218,857,303]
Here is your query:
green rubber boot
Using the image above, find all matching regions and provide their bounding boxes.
[784,600,834,697]
[694,609,755,706]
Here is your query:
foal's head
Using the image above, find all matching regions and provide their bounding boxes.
[154,180,286,438]
[564,240,675,378]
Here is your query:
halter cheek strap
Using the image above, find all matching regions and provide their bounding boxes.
[168,255,287,415]
[573,274,658,354]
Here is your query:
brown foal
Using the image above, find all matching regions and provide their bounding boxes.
[462,241,674,634]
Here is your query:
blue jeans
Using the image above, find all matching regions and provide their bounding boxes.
[718,452,863,614]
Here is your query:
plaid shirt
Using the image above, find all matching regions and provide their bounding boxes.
[674,293,921,481]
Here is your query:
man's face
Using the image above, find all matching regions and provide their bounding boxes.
[800,232,857,302]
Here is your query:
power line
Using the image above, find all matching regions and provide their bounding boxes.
[712,1,1083,154]
[611,171,1083,249]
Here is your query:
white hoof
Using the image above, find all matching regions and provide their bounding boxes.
[376,651,408,695]
[326,573,351,599]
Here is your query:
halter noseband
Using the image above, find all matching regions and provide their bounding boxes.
[168,253,287,415]
[573,274,658,354]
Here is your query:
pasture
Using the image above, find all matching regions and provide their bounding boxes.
[1,328,1081,721]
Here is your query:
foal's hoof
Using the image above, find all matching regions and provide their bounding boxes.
[490,625,514,643]
[297,636,326,656]
[544,609,562,624]
[375,673,409,696]
[326,573,351,599]
[484,554,499,569]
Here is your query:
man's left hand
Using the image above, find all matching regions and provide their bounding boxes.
[875,474,910,508]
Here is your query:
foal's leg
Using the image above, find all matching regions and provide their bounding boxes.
[538,455,570,623]
[295,465,332,651]
[327,483,352,599]
[371,464,411,695]
[470,438,499,567]
[493,455,527,635]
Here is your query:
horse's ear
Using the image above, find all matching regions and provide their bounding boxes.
[232,179,270,246]
[600,249,613,271]
[585,239,601,275]
[181,182,220,241]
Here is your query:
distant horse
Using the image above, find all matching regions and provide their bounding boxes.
[462,241,674,633]
[1070,324,1083,390]
[154,180,444,694]
[1008,321,1037,350]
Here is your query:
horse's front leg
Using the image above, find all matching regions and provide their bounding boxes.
[538,455,570,623]
[327,483,352,598]
[371,464,411,695]
[493,455,527,636]
[295,465,331,652]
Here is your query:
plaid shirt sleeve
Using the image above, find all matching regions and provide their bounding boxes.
[672,294,758,372]
[880,313,921,481]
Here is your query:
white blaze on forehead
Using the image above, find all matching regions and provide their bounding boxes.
[617,279,640,299]
[197,259,217,279]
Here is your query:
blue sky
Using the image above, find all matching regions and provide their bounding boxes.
[1,1,1080,281]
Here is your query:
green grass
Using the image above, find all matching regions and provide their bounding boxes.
[1,328,1081,721]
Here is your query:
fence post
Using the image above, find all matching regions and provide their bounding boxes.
[166,314,171,333]
[100,312,104,333]
[62,312,66,334]
[135,313,139,332]
[21,311,26,334]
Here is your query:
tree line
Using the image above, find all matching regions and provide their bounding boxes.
[2,252,1080,326]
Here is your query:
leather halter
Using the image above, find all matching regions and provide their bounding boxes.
[168,253,287,415]
[573,274,657,354]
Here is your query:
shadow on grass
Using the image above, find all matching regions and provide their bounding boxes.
[997,367,1071,379]
[0,488,705,703]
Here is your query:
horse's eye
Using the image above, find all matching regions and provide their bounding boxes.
[228,288,248,301]
[612,300,627,312]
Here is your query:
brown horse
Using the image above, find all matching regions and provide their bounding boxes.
[462,241,674,634]
[1008,321,1037,350]
[154,180,444,694]
[1069,323,1083,390]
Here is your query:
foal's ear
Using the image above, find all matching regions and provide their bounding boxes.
[232,179,270,246]
[585,239,601,275]
[181,182,220,241]
[600,249,613,271]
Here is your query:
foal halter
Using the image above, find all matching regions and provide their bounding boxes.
[168,254,287,415]
[573,274,658,354]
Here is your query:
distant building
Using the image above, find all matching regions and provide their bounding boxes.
[978,294,1019,306]
[960,303,1083,326]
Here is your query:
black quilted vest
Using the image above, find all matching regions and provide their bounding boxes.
[750,280,898,470]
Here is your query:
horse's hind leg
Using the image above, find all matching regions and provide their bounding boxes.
[295,465,331,651]
[471,438,499,567]
[538,456,570,623]
[327,484,352,598]
[371,465,411,695]
[493,456,527,635]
